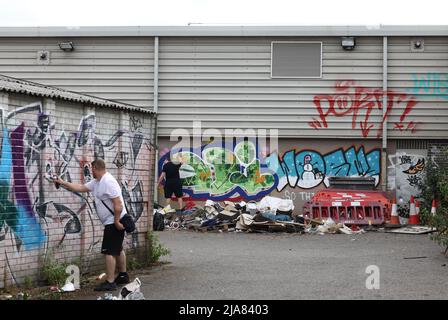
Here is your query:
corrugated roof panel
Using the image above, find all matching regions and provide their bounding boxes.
[0,74,154,114]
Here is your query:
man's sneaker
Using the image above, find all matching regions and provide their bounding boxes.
[94,281,117,291]
[114,272,130,285]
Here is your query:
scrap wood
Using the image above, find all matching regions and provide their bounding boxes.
[281,221,306,227]
[212,222,236,229]
[385,226,436,234]
[251,220,271,225]
[258,220,305,228]
[304,218,324,225]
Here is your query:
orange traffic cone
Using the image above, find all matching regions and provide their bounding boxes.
[408,196,420,225]
[431,200,437,216]
[416,200,420,215]
[390,198,400,225]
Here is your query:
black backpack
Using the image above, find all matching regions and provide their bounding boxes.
[153,211,165,231]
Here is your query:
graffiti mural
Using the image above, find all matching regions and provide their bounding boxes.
[0,104,49,251]
[283,190,315,201]
[159,143,380,200]
[265,146,380,191]
[158,141,277,201]
[388,150,427,203]
[408,73,448,100]
[308,80,419,137]
[0,102,150,260]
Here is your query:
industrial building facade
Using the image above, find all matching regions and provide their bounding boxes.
[0,25,447,285]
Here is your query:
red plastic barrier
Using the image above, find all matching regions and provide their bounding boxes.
[303,189,390,225]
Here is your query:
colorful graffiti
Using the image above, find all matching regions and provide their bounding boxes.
[308,80,419,137]
[0,102,149,257]
[408,73,448,100]
[0,104,48,251]
[265,146,381,191]
[159,143,381,199]
[158,141,277,201]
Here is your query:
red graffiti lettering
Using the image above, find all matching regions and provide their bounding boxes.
[310,81,418,137]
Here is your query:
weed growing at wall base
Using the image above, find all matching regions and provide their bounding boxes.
[127,257,143,271]
[41,256,69,287]
[41,250,81,287]
[147,230,171,263]
[23,276,33,289]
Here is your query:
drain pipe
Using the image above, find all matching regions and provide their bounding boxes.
[153,36,159,204]
[381,36,388,192]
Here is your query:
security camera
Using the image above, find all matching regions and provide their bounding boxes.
[37,50,50,65]
[411,39,424,52]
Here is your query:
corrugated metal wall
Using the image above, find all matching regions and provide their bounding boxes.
[0,37,154,109]
[0,34,446,140]
[388,37,448,138]
[157,36,384,138]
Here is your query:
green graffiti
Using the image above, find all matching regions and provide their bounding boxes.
[170,141,275,198]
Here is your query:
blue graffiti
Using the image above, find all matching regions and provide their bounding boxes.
[0,127,46,250]
[266,146,381,191]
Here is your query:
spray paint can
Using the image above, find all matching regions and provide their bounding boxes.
[52,175,60,189]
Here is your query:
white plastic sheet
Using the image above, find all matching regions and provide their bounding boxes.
[258,196,294,213]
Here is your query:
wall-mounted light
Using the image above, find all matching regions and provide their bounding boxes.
[58,41,74,52]
[341,37,356,51]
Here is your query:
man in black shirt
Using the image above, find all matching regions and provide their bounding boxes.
[157,154,183,211]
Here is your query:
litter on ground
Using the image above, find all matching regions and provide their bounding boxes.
[153,194,430,235]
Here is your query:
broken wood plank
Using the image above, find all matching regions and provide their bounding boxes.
[281,221,306,227]
[304,218,324,225]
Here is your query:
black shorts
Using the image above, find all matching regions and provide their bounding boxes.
[101,224,125,256]
[164,179,183,198]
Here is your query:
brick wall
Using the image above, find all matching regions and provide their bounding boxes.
[0,92,156,288]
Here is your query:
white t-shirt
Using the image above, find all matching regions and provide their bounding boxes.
[84,172,126,226]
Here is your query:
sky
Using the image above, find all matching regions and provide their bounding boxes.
[0,0,446,27]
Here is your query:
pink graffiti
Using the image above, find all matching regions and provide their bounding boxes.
[308,81,419,138]
[159,147,171,157]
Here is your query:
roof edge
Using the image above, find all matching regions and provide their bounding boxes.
[0,74,154,114]
[0,25,447,37]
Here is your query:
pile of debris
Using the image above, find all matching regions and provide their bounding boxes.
[153,196,366,235]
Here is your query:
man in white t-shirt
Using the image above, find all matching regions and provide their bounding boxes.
[54,158,130,291]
